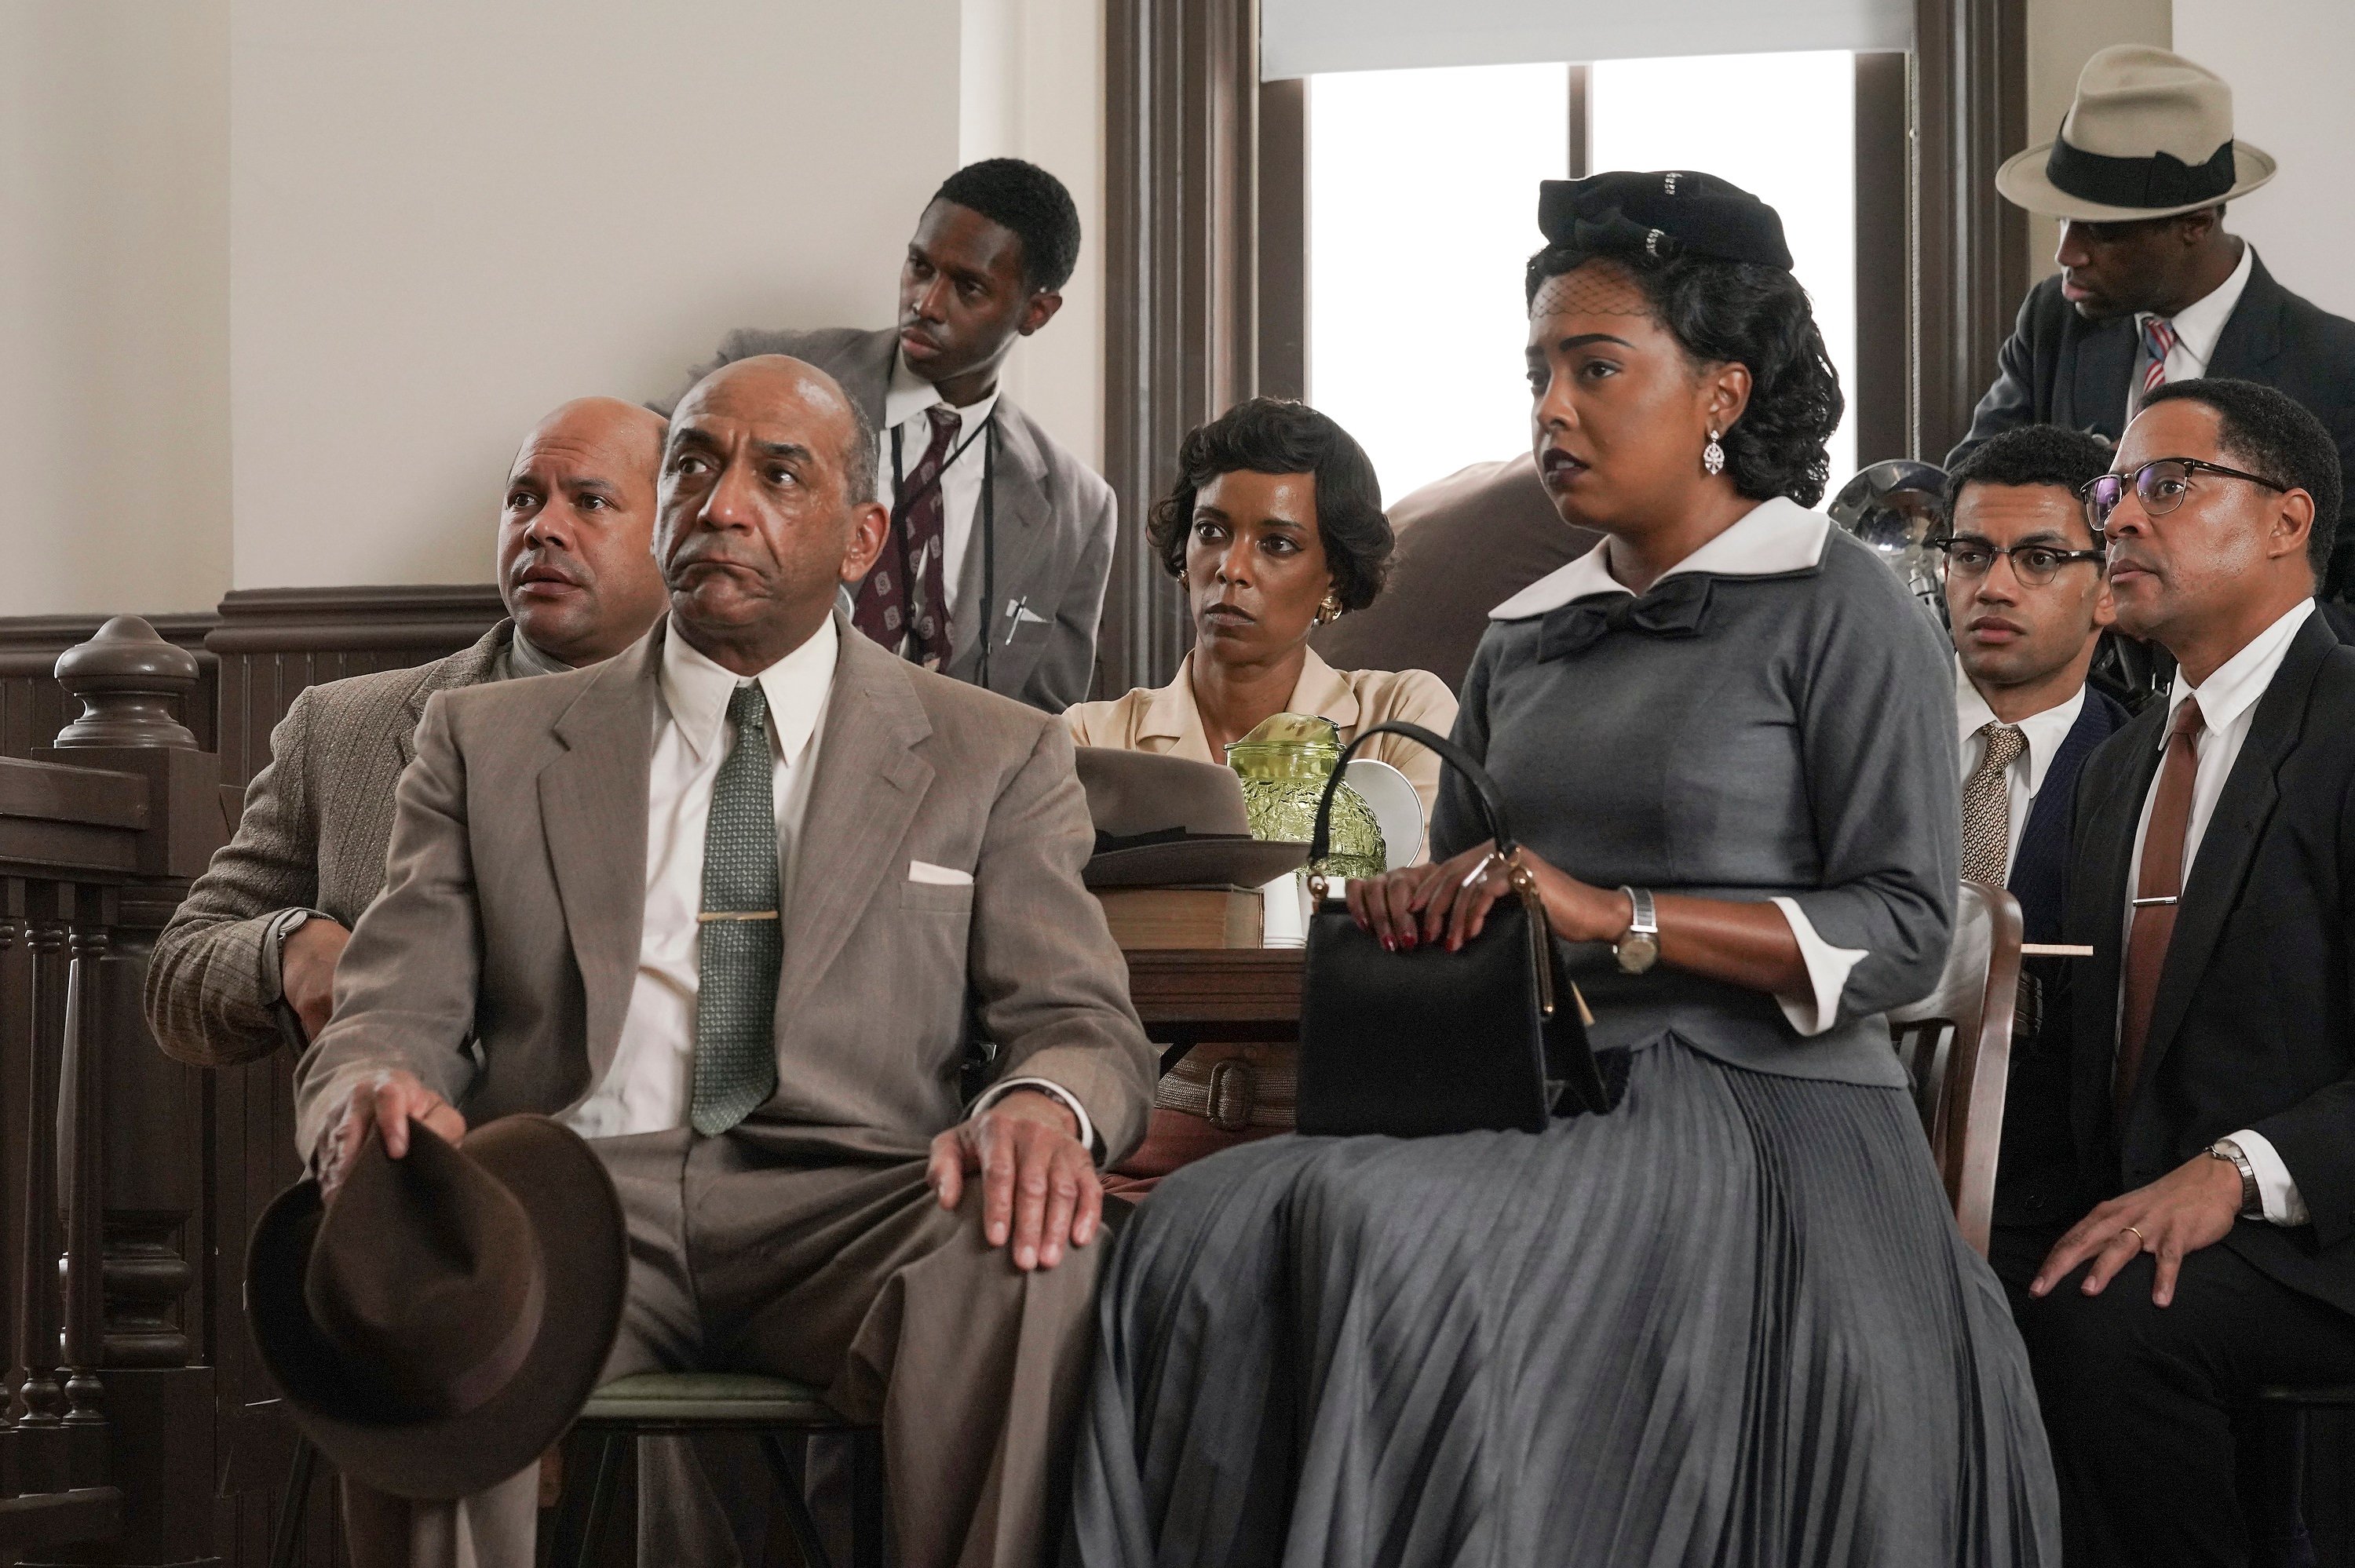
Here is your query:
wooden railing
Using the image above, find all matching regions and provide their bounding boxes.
[0,618,225,1564]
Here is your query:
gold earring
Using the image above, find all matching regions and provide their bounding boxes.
[1177,567,1189,585]
[1316,592,1343,625]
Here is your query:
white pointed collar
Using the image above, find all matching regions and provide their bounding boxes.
[1488,496,1831,621]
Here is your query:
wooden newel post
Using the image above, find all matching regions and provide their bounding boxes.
[38,616,224,1557]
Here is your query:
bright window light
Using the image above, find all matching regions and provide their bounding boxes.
[1308,64,1568,507]
[1590,51,1857,485]
[1307,52,1860,509]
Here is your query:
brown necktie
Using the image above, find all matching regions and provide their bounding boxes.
[1960,721,2027,884]
[2116,696,2204,1114]
[852,405,959,669]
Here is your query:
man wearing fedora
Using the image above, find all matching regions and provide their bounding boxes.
[1948,45,2355,603]
[287,352,1154,1567]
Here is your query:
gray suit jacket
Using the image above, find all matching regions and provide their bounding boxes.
[144,623,517,1068]
[661,326,1115,712]
[290,614,1153,1167]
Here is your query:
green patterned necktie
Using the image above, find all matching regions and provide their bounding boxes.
[690,683,783,1136]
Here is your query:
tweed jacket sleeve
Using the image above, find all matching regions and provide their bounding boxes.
[144,689,326,1067]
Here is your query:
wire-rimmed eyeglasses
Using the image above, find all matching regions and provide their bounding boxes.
[1930,536,2105,587]
[2079,458,2289,532]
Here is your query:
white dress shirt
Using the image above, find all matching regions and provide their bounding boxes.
[879,348,1000,622]
[2132,241,2254,404]
[1488,497,1864,1036]
[563,614,1096,1150]
[2120,597,2314,1224]
[1955,662,2088,883]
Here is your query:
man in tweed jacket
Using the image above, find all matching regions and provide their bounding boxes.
[147,397,668,1067]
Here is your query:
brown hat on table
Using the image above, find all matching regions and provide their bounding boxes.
[246,1115,625,1501]
[1075,746,1309,889]
[1998,45,2275,222]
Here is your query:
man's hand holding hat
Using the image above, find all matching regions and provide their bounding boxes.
[322,1070,466,1201]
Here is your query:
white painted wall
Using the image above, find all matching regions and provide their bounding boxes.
[2173,0,2355,317]
[958,0,1106,472]
[229,0,962,589]
[0,0,233,616]
[2022,0,2171,285]
[2,0,1108,612]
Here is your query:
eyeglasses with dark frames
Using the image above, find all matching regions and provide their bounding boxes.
[1930,535,2106,587]
[2079,458,2291,532]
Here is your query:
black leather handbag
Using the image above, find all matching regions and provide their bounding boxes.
[1296,722,1616,1139]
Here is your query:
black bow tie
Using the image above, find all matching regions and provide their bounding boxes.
[1538,575,1715,661]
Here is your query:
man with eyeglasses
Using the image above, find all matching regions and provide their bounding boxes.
[1948,46,2355,607]
[1933,426,2127,1316]
[2017,378,2355,1567]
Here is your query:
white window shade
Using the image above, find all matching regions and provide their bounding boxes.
[1261,0,1911,80]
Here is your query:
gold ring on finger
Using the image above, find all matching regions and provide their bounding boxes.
[2121,1224,2146,1247]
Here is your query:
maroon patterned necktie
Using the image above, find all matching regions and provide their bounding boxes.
[853,404,960,669]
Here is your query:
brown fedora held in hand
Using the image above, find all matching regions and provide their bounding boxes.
[1998,44,2275,222]
[1075,746,1309,889]
[246,1115,626,1501]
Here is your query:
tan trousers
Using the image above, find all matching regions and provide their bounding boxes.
[343,1128,1104,1568]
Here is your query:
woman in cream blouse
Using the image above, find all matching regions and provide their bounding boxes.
[1064,397,1456,1191]
[1064,398,1456,822]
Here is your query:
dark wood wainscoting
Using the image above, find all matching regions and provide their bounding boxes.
[207,586,506,786]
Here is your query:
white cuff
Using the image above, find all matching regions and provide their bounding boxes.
[1767,897,1868,1038]
[2229,1129,2309,1227]
[971,1076,1101,1165]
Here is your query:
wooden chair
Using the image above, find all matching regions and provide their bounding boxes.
[560,1372,884,1568]
[1886,879,2025,1258]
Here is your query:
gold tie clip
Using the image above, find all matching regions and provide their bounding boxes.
[697,910,780,922]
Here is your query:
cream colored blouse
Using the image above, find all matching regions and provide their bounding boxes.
[1062,649,1459,855]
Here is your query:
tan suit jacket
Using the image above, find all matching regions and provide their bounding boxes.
[146,623,517,1067]
[293,614,1153,1167]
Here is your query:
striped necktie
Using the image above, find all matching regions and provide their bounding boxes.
[691,683,783,1136]
[2138,316,2179,404]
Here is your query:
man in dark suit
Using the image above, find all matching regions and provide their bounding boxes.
[659,159,1113,712]
[1934,426,2127,1307]
[1947,46,2355,604]
[2023,380,2355,1566]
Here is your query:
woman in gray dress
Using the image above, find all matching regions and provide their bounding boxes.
[1067,171,2060,1566]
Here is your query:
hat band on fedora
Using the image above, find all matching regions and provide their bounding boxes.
[2046,130,2236,212]
[345,1262,546,1423]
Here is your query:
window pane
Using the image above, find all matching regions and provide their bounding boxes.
[1308,64,1568,505]
[1589,51,1857,485]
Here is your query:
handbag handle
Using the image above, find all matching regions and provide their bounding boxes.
[1307,721,1516,867]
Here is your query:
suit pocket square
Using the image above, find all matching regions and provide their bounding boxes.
[908,860,973,886]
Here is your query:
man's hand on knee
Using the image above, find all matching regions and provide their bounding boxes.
[2029,1153,2244,1307]
[323,1070,466,1202]
[927,1089,1101,1273]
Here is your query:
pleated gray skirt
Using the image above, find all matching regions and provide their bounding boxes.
[1068,1036,2061,1566]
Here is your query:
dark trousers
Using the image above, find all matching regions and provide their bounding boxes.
[2019,1241,2355,1567]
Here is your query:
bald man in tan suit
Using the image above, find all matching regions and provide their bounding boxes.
[294,356,1153,1568]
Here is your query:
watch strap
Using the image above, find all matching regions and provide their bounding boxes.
[2209,1139,2262,1220]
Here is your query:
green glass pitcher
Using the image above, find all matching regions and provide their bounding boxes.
[1224,713,1386,881]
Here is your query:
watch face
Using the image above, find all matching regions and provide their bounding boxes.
[1618,933,1659,974]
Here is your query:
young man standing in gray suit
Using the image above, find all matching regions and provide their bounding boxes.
[662,159,1115,712]
[299,355,1152,1568]
[146,397,670,1066]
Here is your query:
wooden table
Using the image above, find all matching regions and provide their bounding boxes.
[1120,948,1303,1071]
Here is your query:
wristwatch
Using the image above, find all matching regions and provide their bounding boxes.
[1614,886,1659,975]
[2206,1138,2263,1220]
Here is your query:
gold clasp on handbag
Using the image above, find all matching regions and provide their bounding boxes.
[1505,851,1557,1019]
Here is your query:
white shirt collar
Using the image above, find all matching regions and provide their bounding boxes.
[1488,496,1831,620]
[882,347,1001,439]
[2167,596,2313,740]
[659,614,838,768]
[2139,241,2255,373]
[1953,655,2088,800]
